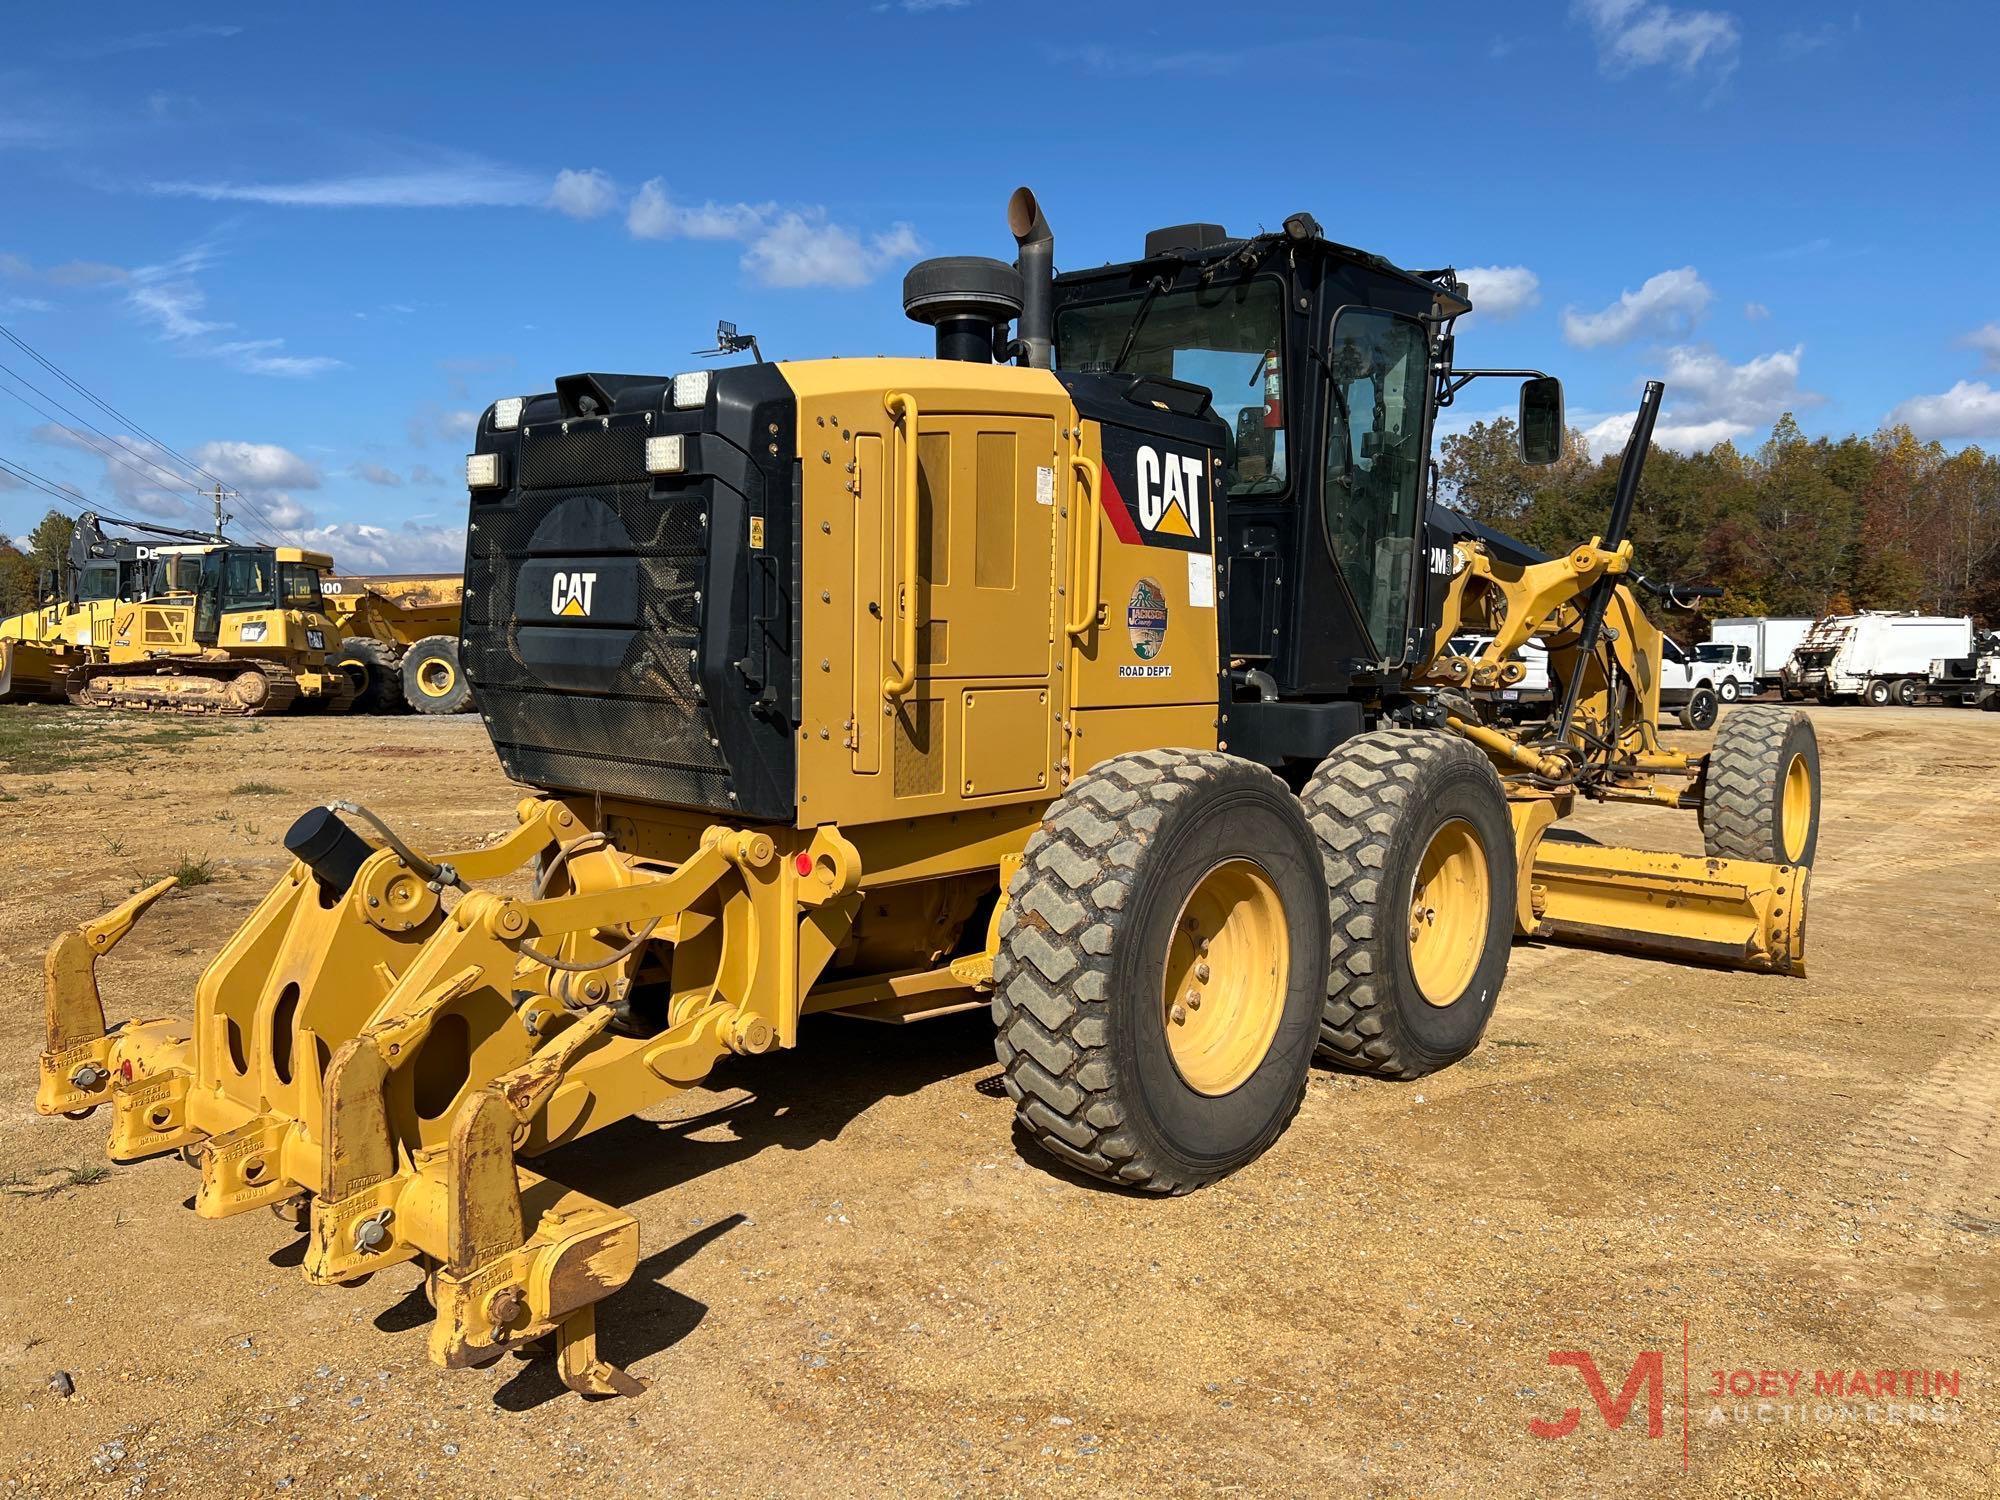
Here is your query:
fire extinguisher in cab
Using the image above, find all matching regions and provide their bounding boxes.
[1261,349,1282,429]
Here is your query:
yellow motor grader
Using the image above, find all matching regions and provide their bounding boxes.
[36,190,1818,1396]
[65,541,357,715]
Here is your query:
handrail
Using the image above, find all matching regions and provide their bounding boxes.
[881,391,921,699]
[1065,453,1102,640]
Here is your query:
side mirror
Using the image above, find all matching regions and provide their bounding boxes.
[1518,377,1565,465]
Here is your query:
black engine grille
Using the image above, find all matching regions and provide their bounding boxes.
[464,448,734,810]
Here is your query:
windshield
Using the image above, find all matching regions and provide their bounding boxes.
[1694,643,1733,663]
[1054,277,1288,497]
[280,563,324,609]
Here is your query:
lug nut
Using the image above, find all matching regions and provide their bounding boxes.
[1170,1003,1187,1025]
[1195,962,1211,983]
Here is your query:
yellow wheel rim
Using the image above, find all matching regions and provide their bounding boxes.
[1780,752,1812,863]
[1163,859,1289,1097]
[417,656,456,698]
[1407,819,1490,1007]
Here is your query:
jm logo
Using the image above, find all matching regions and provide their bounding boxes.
[1133,445,1204,540]
[1529,1349,1666,1441]
[551,570,598,618]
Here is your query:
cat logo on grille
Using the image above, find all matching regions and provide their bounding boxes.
[551,570,598,618]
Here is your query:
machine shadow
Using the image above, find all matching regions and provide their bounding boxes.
[538,1007,1002,1211]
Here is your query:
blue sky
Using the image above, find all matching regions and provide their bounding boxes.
[2,1,1995,569]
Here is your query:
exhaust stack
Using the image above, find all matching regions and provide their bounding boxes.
[1008,186,1053,370]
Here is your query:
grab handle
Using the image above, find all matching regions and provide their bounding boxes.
[882,391,921,699]
[1065,453,1102,640]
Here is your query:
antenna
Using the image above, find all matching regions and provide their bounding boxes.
[693,320,763,364]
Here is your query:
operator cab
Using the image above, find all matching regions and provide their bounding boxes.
[1050,221,1560,755]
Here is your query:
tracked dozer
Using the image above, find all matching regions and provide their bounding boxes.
[66,542,357,715]
[37,190,1819,1395]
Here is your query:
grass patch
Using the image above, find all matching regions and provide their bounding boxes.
[2,1163,112,1198]
[229,780,287,796]
[137,852,216,890]
[0,705,238,774]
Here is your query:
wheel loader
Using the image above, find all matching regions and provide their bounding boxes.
[65,541,357,715]
[36,189,1819,1396]
[322,573,473,714]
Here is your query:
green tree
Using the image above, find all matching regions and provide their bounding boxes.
[26,509,74,573]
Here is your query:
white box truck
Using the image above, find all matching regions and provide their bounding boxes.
[1709,617,1814,695]
[1780,612,1975,705]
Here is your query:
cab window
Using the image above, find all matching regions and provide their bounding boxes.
[1321,309,1427,659]
[223,551,275,611]
[280,563,323,609]
[78,563,118,602]
[1054,277,1288,496]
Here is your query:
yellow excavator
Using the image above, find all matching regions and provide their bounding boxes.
[35,190,1817,1395]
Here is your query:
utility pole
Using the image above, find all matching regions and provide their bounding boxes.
[210,484,232,543]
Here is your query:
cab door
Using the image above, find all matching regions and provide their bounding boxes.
[1318,308,1430,664]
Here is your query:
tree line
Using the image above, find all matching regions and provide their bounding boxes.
[0,511,73,621]
[1437,414,2000,633]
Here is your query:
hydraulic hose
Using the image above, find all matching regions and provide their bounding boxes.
[326,799,454,887]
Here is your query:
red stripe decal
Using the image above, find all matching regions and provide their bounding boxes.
[1097,464,1142,545]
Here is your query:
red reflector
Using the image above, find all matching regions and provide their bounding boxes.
[794,853,812,876]
[120,1060,133,1081]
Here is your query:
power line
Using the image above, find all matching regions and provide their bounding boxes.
[0,322,232,491]
[0,323,298,548]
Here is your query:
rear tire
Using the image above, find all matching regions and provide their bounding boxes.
[403,636,471,714]
[1700,705,1820,866]
[1892,677,1919,707]
[1678,686,1719,730]
[1863,679,1892,707]
[335,637,407,713]
[993,749,1328,1193]
[1302,731,1514,1080]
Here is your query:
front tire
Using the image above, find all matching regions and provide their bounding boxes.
[1717,677,1741,703]
[336,637,407,713]
[403,636,471,714]
[993,750,1328,1193]
[1302,731,1514,1080]
[1701,705,1820,866]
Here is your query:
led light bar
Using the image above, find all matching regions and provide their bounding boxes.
[466,453,502,489]
[645,434,685,474]
[671,371,710,409]
[491,397,524,431]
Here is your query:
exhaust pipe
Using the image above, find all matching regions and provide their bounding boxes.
[1008,186,1053,370]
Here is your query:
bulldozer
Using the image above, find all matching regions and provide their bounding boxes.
[35,189,1819,1396]
[64,541,357,715]
[322,573,473,714]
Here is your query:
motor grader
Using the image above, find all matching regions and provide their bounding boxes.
[64,541,357,715]
[36,188,1819,1396]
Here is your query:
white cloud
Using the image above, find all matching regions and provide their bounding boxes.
[406,406,479,447]
[1457,265,1540,321]
[353,463,404,487]
[547,168,618,220]
[192,440,321,491]
[873,0,972,10]
[1959,323,2000,372]
[626,179,775,242]
[290,520,467,573]
[1744,301,1770,320]
[1572,0,1739,77]
[627,181,920,288]
[1578,342,1819,455]
[54,23,242,59]
[1889,381,2000,442]
[151,160,548,210]
[1661,343,1819,426]
[128,280,226,341]
[1561,266,1712,348]
[31,422,211,521]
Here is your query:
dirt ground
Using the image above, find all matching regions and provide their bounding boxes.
[0,702,1993,1497]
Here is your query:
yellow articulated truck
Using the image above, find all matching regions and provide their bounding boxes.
[36,190,1819,1396]
[322,574,472,714]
